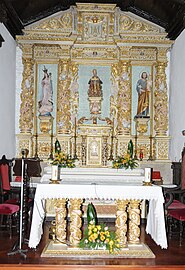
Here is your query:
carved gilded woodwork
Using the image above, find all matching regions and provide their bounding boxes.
[16,3,172,161]
[33,44,63,60]
[57,60,72,134]
[33,13,73,32]
[76,3,116,12]
[69,63,79,120]
[37,140,51,159]
[134,118,150,136]
[155,137,170,160]
[19,9,74,41]
[117,61,131,135]
[110,63,119,124]
[130,47,157,61]
[71,47,118,61]
[154,61,168,136]
[19,58,34,134]
[39,115,53,134]
[16,134,32,158]
[119,15,160,33]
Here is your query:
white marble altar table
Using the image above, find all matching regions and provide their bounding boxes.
[28,181,167,249]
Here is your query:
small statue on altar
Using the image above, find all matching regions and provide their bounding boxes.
[88,69,103,97]
[127,139,134,158]
[139,149,144,161]
[55,138,61,154]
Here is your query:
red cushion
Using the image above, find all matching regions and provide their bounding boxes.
[4,198,19,204]
[0,204,19,215]
[15,176,22,182]
[152,171,161,180]
[168,200,185,210]
[0,164,10,191]
[169,209,185,221]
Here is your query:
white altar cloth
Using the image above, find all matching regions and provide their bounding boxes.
[28,182,167,249]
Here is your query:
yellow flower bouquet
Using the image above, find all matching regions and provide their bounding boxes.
[112,153,138,170]
[52,152,75,168]
[79,222,120,253]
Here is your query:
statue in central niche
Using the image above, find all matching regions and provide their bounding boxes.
[87,69,103,118]
[88,69,103,97]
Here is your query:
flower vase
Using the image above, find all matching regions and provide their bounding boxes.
[51,165,61,184]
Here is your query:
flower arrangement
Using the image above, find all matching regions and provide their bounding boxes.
[112,153,138,170]
[50,138,75,168]
[79,203,120,253]
[79,223,120,253]
[112,140,138,170]
[52,152,75,168]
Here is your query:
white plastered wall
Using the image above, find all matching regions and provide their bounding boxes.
[169,29,185,162]
[0,23,16,158]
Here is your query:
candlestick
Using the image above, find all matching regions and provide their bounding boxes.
[73,117,78,160]
[134,120,138,160]
[34,114,39,159]
[49,117,54,160]
[144,168,152,183]
[51,165,59,180]
[109,119,114,160]
[112,119,114,137]
[74,117,77,137]
[148,135,154,160]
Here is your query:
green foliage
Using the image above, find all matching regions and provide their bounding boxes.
[87,203,97,225]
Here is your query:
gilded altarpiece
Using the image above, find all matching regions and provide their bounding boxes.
[16,3,173,163]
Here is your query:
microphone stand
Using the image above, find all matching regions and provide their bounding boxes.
[109,119,114,160]
[8,156,29,258]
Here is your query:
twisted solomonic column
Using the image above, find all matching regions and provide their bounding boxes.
[128,200,141,244]
[69,198,83,246]
[115,199,129,247]
[54,198,67,243]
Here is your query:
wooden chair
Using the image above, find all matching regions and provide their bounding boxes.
[0,202,20,238]
[0,173,19,238]
[0,155,20,204]
[164,147,185,245]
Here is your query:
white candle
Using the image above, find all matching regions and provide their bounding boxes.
[51,165,58,180]
[144,168,151,183]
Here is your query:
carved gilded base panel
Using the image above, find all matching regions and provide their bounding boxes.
[155,136,170,160]
[16,134,33,158]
